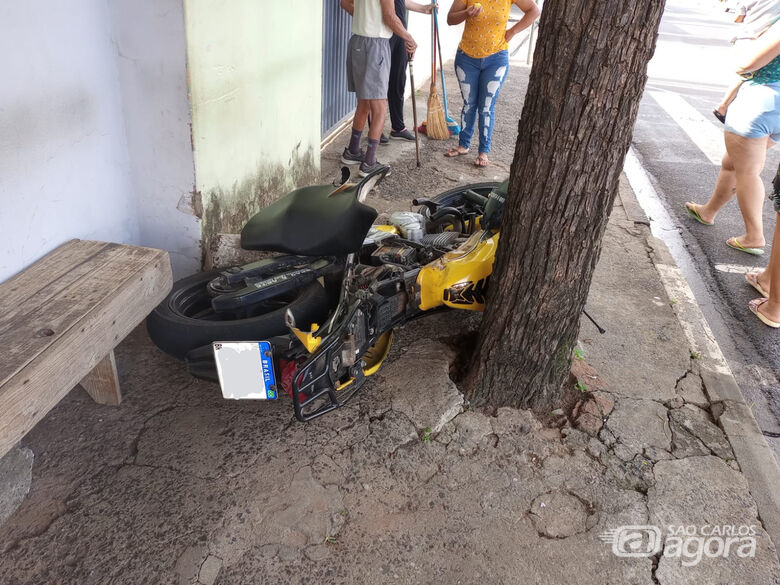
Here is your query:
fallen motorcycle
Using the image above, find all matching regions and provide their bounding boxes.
[147,167,507,421]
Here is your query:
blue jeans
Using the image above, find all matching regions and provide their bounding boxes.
[454,49,509,154]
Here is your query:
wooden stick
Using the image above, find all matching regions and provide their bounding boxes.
[409,57,421,167]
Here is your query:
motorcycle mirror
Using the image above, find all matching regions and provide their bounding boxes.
[334,166,350,187]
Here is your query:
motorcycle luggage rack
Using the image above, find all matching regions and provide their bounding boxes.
[292,302,368,421]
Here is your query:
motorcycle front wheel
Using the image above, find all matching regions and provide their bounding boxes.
[146,269,331,360]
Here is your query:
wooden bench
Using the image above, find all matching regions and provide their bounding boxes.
[0,240,172,460]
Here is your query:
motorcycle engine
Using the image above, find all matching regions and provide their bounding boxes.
[388,212,426,242]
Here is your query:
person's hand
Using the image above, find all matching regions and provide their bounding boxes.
[421,2,437,14]
[405,36,417,57]
[465,4,482,18]
[504,28,516,42]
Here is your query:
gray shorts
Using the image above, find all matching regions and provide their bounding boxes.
[347,35,391,100]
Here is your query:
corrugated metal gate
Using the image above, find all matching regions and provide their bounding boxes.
[321,2,356,139]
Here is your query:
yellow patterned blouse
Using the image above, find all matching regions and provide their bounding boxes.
[458,0,513,59]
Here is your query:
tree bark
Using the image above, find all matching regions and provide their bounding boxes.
[466,0,666,410]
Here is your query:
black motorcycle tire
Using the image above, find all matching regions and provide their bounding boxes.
[147,269,331,360]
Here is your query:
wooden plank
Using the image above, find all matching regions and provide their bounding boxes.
[0,240,110,313]
[0,243,169,388]
[79,351,121,406]
[0,242,148,339]
[0,250,172,460]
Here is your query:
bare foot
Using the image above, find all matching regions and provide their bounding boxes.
[444,146,469,157]
[760,299,780,325]
[729,235,766,250]
[746,271,771,296]
[684,201,715,225]
[475,153,489,167]
[750,298,780,327]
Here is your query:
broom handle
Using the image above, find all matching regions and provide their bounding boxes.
[408,57,421,167]
[434,6,450,114]
[431,3,436,86]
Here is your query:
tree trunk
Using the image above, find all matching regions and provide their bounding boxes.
[466,0,666,410]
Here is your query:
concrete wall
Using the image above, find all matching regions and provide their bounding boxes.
[108,0,200,278]
[0,0,137,283]
[184,0,323,258]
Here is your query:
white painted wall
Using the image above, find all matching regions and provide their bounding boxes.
[108,0,200,278]
[0,0,199,285]
[0,1,137,283]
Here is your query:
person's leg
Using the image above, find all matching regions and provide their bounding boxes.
[474,50,509,166]
[364,99,387,166]
[685,137,773,224]
[343,35,370,162]
[448,50,480,156]
[726,132,771,248]
[355,37,391,174]
[753,213,780,324]
[756,213,780,304]
[387,36,407,132]
[685,152,736,223]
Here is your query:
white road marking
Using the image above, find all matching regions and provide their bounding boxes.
[649,90,725,166]
[715,264,758,274]
[623,148,732,375]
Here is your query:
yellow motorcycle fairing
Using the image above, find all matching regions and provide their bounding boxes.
[416,230,499,312]
[290,322,323,353]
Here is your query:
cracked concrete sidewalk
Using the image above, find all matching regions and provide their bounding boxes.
[2,56,780,585]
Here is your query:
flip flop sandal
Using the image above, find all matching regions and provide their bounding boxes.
[474,154,489,167]
[745,272,770,297]
[727,237,764,256]
[684,203,714,226]
[749,297,780,328]
[712,109,726,124]
[444,148,469,158]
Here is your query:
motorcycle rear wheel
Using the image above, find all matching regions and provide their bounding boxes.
[146,269,331,360]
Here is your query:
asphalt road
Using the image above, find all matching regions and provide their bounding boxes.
[629,0,780,444]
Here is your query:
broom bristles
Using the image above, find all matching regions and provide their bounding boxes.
[426,84,450,140]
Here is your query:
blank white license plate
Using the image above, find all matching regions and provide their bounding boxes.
[213,341,278,400]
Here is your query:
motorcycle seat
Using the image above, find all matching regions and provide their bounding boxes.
[241,183,378,256]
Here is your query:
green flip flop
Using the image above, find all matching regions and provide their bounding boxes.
[727,237,764,256]
[685,203,714,226]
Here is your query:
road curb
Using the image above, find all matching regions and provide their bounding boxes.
[620,179,780,550]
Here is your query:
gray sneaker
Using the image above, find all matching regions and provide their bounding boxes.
[359,160,391,178]
[390,128,415,141]
[340,148,364,165]
[380,133,389,145]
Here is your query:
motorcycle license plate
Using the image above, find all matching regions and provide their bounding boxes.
[212,341,278,400]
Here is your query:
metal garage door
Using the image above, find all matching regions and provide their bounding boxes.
[321,2,356,138]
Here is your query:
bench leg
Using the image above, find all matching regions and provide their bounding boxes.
[80,351,122,406]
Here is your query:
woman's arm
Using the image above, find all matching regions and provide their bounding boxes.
[505,0,540,42]
[737,21,780,73]
[448,0,481,26]
[406,0,434,15]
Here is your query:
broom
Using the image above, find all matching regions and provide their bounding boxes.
[434,6,460,135]
[426,3,450,140]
